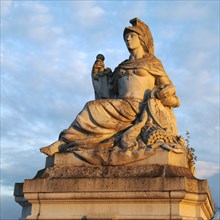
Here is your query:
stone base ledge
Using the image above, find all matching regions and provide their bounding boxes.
[35,164,194,179]
[14,151,214,219]
[33,151,193,180]
[20,190,213,220]
[23,177,209,194]
[14,176,214,220]
[26,215,179,220]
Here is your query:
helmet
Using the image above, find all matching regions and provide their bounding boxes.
[123,18,154,54]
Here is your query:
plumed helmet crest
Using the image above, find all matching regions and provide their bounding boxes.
[123,18,154,54]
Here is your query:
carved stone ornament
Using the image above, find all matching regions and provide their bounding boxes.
[40,18,192,169]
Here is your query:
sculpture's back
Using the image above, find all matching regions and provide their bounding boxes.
[14,18,214,220]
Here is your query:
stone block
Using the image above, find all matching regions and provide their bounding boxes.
[14,174,214,219]
[14,153,214,219]
[45,150,189,168]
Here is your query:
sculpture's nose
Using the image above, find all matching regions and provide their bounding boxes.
[126,35,131,42]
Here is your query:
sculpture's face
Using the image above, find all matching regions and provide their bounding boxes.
[124,32,141,50]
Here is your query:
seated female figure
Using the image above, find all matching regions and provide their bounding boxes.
[40,18,180,164]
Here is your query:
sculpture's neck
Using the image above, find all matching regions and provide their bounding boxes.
[129,46,146,60]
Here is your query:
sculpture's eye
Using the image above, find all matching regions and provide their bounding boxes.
[120,69,126,75]
[130,33,138,39]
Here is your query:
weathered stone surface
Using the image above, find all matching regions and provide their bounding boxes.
[40,17,184,167]
[14,149,214,219]
[14,150,213,219]
[45,150,190,168]
[14,17,214,219]
[34,151,193,179]
[14,175,214,220]
[36,165,194,179]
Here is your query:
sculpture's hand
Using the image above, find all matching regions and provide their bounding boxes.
[92,54,105,76]
[92,60,105,76]
[157,84,176,99]
[160,95,180,108]
[155,85,180,108]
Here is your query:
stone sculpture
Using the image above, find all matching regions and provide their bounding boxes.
[15,18,214,220]
[40,18,189,166]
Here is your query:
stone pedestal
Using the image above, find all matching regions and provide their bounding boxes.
[14,152,214,220]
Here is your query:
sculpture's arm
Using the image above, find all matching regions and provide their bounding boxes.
[91,55,114,99]
[91,56,106,99]
[155,76,180,108]
[148,59,180,108]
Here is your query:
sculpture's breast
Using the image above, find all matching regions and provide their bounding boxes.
[118,67,155,100]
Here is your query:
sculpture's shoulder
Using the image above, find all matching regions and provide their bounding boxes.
[117,59,129,69]
[144,54,167,77]
[146,53,163,66]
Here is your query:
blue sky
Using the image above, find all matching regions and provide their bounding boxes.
[1,0,219,219]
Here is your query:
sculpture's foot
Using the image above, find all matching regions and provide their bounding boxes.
[40,141,66,156]
[160,144,184,154]
[172,148,184,154]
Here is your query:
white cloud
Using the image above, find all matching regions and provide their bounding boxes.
[1,36,93,161]
[27,26,61,43]
[71,1,105,28]
[195,161,220,179]
[1,185,14,197]
[154,1,215,22]
[2,1,63,45]
[21,1,49,14]
[121,1,147,20]
[0,0,12,16]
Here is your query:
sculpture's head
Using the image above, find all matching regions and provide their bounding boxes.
[124,31,143,52]
[123,18,154,54]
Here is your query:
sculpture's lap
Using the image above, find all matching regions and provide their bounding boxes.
[59,98,143,146]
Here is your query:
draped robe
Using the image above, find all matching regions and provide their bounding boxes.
[58,54,178,150]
